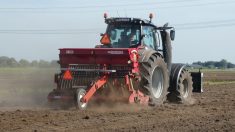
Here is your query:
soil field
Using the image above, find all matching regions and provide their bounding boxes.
[0,68,234,132]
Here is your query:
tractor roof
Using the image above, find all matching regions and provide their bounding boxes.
[105,17,157,28]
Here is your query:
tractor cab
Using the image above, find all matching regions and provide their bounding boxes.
[106,22,140,48]
[100,14,161,50]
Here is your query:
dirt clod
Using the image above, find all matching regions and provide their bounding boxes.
[16,109,21,112]
[83,115,90,119]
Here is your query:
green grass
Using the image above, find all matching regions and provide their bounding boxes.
[0,67,58,73]
[189,68,235,73]
[204,81,235,85]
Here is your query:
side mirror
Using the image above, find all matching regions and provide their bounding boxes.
[141,34,146,39]
[163,23,169,27]
[170,30,175,41]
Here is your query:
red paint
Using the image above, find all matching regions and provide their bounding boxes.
[51,47,150,106]
[81,75,108,103]
[59,48,133,67]
[129,90,149,105]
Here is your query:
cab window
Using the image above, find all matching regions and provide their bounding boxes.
[107,24,140,48]
[142,26,156,49]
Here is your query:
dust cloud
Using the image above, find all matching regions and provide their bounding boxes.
[86,82,151,113]
[0,68,193,111]
[0,68,56,110]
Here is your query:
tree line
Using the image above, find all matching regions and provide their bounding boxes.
[0,56,59,68]
[192,59,235,69]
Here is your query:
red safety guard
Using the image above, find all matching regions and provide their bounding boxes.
[81,75,108,103]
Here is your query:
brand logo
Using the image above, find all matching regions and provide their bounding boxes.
[66,50,74,54]
[107,51,124,54]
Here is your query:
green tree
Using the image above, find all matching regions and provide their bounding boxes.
[31,60,38,67]
[38,60,50,67]
[50,60,59,67]
[19,59,30,67]
[7,58,18,67]
[192,59,235,69]
[227,62,235,68]
[219,59,228,69]
[0,56,9,67]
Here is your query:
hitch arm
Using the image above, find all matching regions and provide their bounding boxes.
[82,75,108,103]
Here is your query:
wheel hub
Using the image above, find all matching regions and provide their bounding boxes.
[78,92,87,108]
[182,79,189,98]
[152,67,164,98]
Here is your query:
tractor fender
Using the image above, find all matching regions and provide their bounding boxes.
[138,47,161,63]
[169,63,186,92]
[161,31,172,72]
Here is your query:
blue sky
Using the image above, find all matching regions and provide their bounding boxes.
[0,0,235,63]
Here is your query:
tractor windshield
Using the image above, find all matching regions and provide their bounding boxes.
[107,24,140,48]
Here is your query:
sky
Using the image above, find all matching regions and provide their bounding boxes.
[0,0,235,63]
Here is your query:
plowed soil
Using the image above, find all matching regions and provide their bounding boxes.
[0,69,234,132]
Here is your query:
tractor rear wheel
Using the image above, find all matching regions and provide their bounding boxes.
[139,54,169,106]
[168,69,193,104]
[76,88,88,110]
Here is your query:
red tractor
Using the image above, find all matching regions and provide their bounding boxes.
[48,14,203,109]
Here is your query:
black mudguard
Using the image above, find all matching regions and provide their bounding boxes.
[191,71,203,93]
